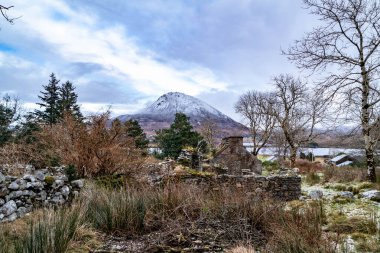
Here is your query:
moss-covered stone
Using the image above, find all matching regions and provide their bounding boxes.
[44,176,55,185]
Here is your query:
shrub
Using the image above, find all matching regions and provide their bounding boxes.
[37,113,145,177]
[291,159,323,174]
[262,161,280,172]
[65,165,77,182]
[95,175,125,189]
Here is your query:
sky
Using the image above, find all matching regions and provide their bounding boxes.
[0,0,318,121]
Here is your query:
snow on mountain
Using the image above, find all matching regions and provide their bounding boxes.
[140,92,228,119]
[116,92,248,137]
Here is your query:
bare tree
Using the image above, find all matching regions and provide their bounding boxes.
[235,91,276,156]
[199,118,219,151]
[284,0,380,181]
[271,74,326,168]
[0,4,16,24]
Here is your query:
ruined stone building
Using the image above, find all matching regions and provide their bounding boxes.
[212,136,262,175]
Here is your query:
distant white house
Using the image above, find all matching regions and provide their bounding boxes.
[328,154,357,167]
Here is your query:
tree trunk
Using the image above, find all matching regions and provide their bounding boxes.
[361,63,377,182]
[290,147,297,168]
[364,140,377,182]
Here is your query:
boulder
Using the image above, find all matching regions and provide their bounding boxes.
[35,171,45,181]
[61,185,70,197]
[309,190,323,199]
[0,198,4,206]
[17,207,27,218]
[53,179,64,189]
[3,212,17,222]
[7,190,23,200]
[23,174,36,182]
[359,190,380,202]
[8,182,19,190]
[0,200,17,216]
[337,191,354,199]
[71,180,84,189]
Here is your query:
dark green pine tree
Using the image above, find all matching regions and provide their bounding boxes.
[35,73,61,126]
[155,112,203,159]
[124,119,149,149]
[58,81,82,120]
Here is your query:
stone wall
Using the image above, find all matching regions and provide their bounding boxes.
[0,168,83,222]
[180,174,301,201]
[212,136,262,175]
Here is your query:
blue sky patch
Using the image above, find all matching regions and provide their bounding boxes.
[0,43,16,53]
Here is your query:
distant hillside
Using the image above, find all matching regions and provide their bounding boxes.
[115,92,249,137]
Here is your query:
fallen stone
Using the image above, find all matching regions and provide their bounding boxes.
[71,179,84,188]
[337,191,354,199]
[359,190,380,202]
[61,185,70,197]
[309,190,323,199]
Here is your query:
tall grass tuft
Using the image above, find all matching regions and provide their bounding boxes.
[0,203,84,253]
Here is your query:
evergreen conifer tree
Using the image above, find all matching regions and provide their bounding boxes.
[35,73,60,126]
[155,113,203,159]
[58,81,82,120]
[124,119,149,149]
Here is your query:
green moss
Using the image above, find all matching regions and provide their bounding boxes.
[44,176,55,185]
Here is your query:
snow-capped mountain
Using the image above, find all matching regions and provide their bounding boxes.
[116,92,248,137]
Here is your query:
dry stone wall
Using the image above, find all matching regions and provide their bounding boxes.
[0,167,83,222]
[181,174,301,201]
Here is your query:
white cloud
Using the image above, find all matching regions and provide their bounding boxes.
[11,0,228,98]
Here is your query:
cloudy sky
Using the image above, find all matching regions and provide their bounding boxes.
[0,0,318,121]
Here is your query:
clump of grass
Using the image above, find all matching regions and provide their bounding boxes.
[84,184,149,234]
[228,245,256,253]
[323,166,366,183]
[0,203,84,253]
[1,181,338,252]
[327,214,377,234]
[304,171,321,185]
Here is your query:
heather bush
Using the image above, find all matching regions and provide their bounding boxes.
[37,113,145,177]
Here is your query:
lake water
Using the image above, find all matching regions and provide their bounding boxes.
[244,144,364,157]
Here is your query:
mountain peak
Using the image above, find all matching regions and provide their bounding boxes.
[116,92,248,137]
[139,92,225,118]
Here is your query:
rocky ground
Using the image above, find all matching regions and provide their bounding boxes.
[302,180,380,253]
